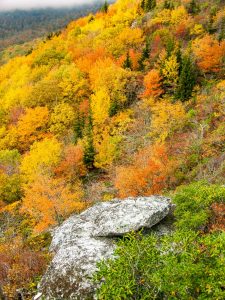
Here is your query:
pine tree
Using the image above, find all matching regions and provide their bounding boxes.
[176,54,196,101]
[109,100,119,117]
[83,113,95,169]
[140,0,145,10]
[163,0,174,10]
[208,10,217,34]
[101,1,109,14]
[218,18,225,41]
[140,0,156,12]
[166,38,175,58]
[176,44,182,75]
[123,51,132,69]
[138,38,150,70]
[188,0,199,14]
[145,0,156,12]
[73,113,84,144]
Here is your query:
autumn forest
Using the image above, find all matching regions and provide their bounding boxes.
[0,0,225,298]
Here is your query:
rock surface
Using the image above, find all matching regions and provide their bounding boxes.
[39,196,172,299]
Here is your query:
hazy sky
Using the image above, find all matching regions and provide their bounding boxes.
[0,0,102,11]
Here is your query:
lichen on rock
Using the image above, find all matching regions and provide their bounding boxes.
[38,196,173,299]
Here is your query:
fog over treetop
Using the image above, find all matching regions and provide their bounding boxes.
[0,0,105,11]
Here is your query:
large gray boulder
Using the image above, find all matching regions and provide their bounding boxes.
[38,196,172,299]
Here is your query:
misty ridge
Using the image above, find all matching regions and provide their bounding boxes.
[0,0,110,11]
[0,0,114,53]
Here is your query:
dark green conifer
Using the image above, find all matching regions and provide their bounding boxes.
[140,0,156,12]
[140,0,145,10]
[165,38,175,58]
[101,1,109,14]
[123,51,132,69]
[83,113,95,169]
[163,0,174,10]
[138,38,150,70]
[176,44,182,75]
[145,0,156,12]
[176,54,196,101]
[218,17,225,41]
[109,100,119,117]
[188,0,199,14]
[73,113,84,144]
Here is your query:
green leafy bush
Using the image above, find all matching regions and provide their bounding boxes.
[94,231,225,300]
[94,233,160,300]
[94,182,225,299]
[173,181,225,231]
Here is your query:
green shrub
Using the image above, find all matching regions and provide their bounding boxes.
[94,231,225,300]
[0,173,22,203]
[94,182,225,299]
[173,181,225,231]
[94,233,160,300]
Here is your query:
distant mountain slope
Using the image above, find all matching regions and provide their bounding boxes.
[0,39,42,65]
[0,1,112,50]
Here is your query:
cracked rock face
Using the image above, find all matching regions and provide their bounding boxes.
[39,196,172,299]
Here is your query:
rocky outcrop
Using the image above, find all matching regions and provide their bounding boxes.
[38,196,172,299]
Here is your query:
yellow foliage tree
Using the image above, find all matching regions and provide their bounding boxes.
[115,27,144,56]
[91,88,111,125]
[93,125,122,169]
[16,106,49,151]
[89,58,131,106]
[20,138,62,183]
[93,111,131,169]
[57,64,89,102]
[0,59,32,110]
[49,102,75,136]
[162,53,180,90]
[171,6,188,25]
[149,99,187,142]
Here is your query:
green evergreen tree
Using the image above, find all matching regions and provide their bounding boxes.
[176,44,182,75]
[176,54,196,101]
[123,51,132,69]
[145,0,156,12]
[101,1,109,14]
[138,38,150,70]
[109,100,119,117]
[73,113,85,144]
[218,17,225,41]
[140,0,145,10]
[140,0,156,12]
[163,0,174,10]
[83,113,95,169]
[208,9,217,34]
[188,0,199,14]
[165,38,175,58]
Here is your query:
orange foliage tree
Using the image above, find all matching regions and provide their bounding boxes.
[192,35,225,73]
[142,69,164,98]
[0,237,47,298]
[55,144,87,180]
[115,143,177,198]
[74,47,107,73]
[20,176,85,233]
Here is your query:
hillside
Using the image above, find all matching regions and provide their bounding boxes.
[0,0,225,299]
[0,1,112,51]
[0,40,41,66]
